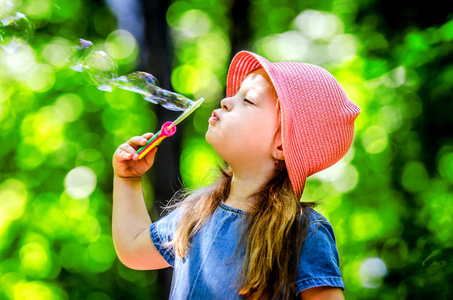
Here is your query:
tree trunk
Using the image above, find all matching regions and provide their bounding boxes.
[230,0,251,55]
[140,0,177,299]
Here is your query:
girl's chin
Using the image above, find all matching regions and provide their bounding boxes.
[204,136,227,157]
[205,130,217,147]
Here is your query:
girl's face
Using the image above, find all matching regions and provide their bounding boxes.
[206,69,281,173]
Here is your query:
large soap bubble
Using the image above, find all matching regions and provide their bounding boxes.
[68,38,195,111]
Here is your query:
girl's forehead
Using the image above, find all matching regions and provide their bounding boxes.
[241,70,277,100]
[248,68,272,84]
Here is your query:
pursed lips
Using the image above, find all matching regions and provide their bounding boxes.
[208,110,220,124]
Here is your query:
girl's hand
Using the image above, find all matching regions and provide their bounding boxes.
[112,133,157,179]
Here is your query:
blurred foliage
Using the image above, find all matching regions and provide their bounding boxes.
[1,0,452,299]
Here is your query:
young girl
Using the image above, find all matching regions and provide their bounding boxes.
[112,51,361,299]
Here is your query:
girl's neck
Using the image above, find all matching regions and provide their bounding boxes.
[224,171,274,211]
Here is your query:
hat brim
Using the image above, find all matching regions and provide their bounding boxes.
[226,51,274,98]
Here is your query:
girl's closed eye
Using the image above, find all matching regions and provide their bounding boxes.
[243,98,255,105]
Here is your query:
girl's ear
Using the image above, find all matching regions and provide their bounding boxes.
[272,131,285,161]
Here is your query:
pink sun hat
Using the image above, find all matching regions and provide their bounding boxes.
[226,51,361,197]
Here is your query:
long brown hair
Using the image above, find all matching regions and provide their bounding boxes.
[166,165,316,299]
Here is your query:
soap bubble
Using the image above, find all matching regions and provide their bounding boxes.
[0,1,34,54]
[68,38,93,72]
[68,38,195,111]
[0,12,33,40]
[68,38,118,92]
[84,50,118,92]
[113,72,194,110]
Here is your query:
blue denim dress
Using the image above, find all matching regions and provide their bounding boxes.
[150,202,344,299]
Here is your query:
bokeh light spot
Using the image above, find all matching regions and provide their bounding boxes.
[256,31,309,62]
[60,192,90,219]
[41,38,72,68]
[24,0,51,19]
[193,69,222,101]
[294,10,343,41]
[196,32,231,72]
[437,152,453,183]
[116,263,158,286]
[0,179,28,222]
[383,66,406,88]
[171,64,200,95]
[106,29,137,60]
[401,161,429,192]
[64,166,97,199]
[377,105,402,133]
[361,125,388,154]
[166,1,193,28]
[76,148,105,176]
[331,164,359,193]
[16,143,45,170]
[20,105,66,154]
[176,9,211,38]
[310,152,359,193]
[180,138,218,188]
[1,42,36,78]
[19,243,50,278]
[15,280,62,300]
[54,93,84,122]
[59,242,85,273]
[359,257,388,288]
[72,215,101,244]
[0,272,26,300]
[88,235,116,265]
[351,212,383,241]
[327,34,359,62]
[27,63,55,92]
[93,7,116,36]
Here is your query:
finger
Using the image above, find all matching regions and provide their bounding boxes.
[114,149,133,161]
[142,132,154,139]
[128,136,149,147]
[119,143,140,160]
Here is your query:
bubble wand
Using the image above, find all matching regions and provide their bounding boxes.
[136,97,205,159]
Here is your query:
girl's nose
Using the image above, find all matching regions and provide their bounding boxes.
[220,97,233,111]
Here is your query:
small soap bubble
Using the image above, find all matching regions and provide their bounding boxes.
[0,1,15,19]
[79,38,93,48]
[68,38,95,72]
[85,50,118,91]
[68,39,118,92]
[0,3,34,54]
[0,36,27,54]
[68,38,195,111]
[0,12,33,40]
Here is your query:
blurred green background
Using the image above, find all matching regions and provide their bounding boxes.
[1,0,452,299]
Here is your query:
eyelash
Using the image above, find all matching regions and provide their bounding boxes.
[243,98,254,105]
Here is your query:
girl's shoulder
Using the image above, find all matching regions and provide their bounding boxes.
[296,208,344,292]
[304,207,337,240]
[305,207,330,225]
